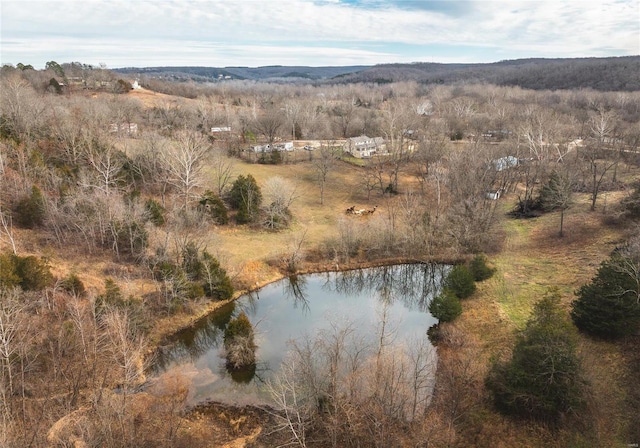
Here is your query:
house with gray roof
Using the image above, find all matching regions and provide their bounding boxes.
[345,135,386,158]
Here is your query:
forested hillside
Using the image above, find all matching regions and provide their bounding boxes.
[116,56,640,91]
[1,60,639,447]
[337,56,640,91]
[115,64,370,82]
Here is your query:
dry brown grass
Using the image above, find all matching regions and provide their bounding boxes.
[452,182,639,447]
[200,158,386,284]
[126,87,197,108]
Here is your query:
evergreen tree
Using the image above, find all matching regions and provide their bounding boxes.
[181,242,204,281]
[198,190,228,224]
[487,288,585,422]
[571,254,640,338]
[15,185,46,228]
[229,174,262,224]
[429,288,462,322]
[96,278,126,309]
[444,265,476,299]
[45,60,65,78]
[539,170,574,237]
[201,250,233,300]
[0,252,53,291]
[144,198,165,226]
[621,182,640,219]
[469,253,496,282]
[48,78,63,94]
[61,273,86,297]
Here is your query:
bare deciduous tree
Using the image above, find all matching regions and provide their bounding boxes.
[312,142,337,205]
[262,176,298,230]
[210,146,235,197]
[161,130,211,209]
[583,109,619,211]
[0,288,34,430]
[379,99,420,193]
[254,108,284,144]
[83,139,125,196]
[0,74,47,140]
[0,208,17,254]
[266,315,437,447]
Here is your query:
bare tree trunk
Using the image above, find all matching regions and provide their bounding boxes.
[0,209,17,254]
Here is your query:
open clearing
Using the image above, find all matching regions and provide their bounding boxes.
[455,183,638,447]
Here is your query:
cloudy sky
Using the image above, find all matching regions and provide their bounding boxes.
[1,0,638,69]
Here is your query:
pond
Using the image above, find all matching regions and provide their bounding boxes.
[151,263,449,406]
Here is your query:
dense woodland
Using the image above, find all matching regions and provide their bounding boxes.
[336,56,640,91]
[1,60,640,447]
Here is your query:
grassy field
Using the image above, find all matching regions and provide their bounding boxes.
[455,185,637,447]
[199,157,397,285]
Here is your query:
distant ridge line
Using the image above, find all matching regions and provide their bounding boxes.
[114,56,640,91]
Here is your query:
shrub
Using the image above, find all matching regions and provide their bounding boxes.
[224,312,256,369]
[469,253,496,282]
[144,198,165,226]
[444,265,476,299]
[109,219,148,258]
[201,250,233,300]
[429,289,462,322]
[15,185,46,228]
[95,278,126,312]
[61,273,86,297]
[571,254,640,338]
[198,190,228,224]
[621,182,640,219]
[181,242,204,281]
[487,288,585,422]
[0,252,53,291]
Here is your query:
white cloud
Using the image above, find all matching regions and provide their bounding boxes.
[1,0,638,67]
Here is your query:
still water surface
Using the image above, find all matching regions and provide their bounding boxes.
[152,263,448,406]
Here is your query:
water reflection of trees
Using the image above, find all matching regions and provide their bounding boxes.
[331,264,450,312]
[224,360,271,385]
[151,302,236,373]
[283,274,310,314]
[152,263,448,380]
[240,291,260,317]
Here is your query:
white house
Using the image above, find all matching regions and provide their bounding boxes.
[211,126,232,133]
[274,142,294,152]
[491,156,519,172]
[250,144,271,153]
[345,135,386,158]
